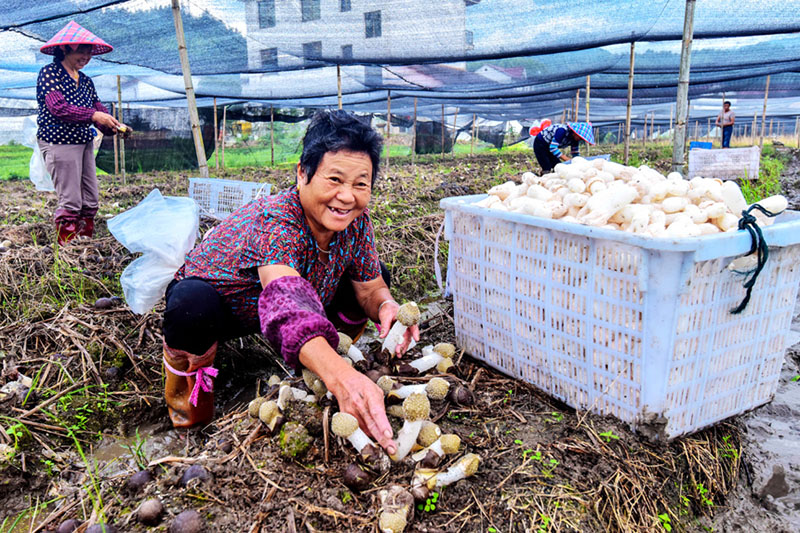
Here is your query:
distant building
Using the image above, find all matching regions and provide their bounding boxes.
[244,0,475,74]
[475,64,527,84]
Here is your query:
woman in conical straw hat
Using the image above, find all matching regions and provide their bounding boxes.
[36,20,130,244]
[532,121,595,174]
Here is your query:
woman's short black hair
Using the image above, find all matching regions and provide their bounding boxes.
[52,44,92,63]
[299,110,383,185]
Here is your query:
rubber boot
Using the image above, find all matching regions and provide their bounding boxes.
[78,217,95,238]
[56,220,80,245]
[163,341,217,428]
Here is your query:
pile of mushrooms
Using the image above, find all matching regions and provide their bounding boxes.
[245,303,480,533]
[476,158,788,238]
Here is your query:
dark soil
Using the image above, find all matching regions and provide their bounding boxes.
[0,147,797,532]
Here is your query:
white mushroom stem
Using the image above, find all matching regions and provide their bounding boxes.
[391,393,430,462]
[388,378,449,401]
[382,322,412,355]
[346,345,365,363]
[408,345,444,373]
[410,434,461,464]
[432,453,481,488]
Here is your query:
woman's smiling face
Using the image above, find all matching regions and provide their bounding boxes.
[297,149,373,237]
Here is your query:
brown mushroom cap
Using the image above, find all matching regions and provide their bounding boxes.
[248,397,266,418]
[440,434,462,454]
[331,412,359,438]
[402,393,430,422]
[342,463,372,492]
[258,400,279,424]
[396,302,420,327]
[433,342,456,358]
[417,422,441,448]
[377,375,396,393]
[337,332,353,355]
[461,453,481,476]
[436,357,455,374]
[424,377,450,400]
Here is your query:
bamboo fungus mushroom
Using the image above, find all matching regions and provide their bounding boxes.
[248,397,266,418]
[391,393,430,461]
[410,453,481,502]
[411,434,461,468]
[382,302,420,356]
[331,412,391,473]
[377,485,415,533]
[258,400,285,435]
[386,377,450,402]
[337,332,366,365]
[416,422,441,448]
[403,345,456,375]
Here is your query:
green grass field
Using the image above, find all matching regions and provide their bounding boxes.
[0,143,33,180]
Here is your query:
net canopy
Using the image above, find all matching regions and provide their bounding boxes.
[1,0,799,122]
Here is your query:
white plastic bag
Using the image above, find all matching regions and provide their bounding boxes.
[108,189,199,314]
[22,116,54,192]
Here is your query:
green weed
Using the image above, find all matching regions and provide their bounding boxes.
[658,512,672,531]
[599,430,620,443]
[417,491,439,513]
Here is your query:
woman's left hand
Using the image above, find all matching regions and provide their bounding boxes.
[377,300,420,357]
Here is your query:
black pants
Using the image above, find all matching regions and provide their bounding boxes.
[163,264,391,355]
[533,136,561,173]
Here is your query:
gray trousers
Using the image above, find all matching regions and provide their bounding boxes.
[38,140,99,223]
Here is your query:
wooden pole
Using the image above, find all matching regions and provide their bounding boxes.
[574,90,580,122]
[651,113,656,143]
[707,118,711,141]
[171,0,208,177]
[117,75,125,184]
[471,114,476,156]
[221,105,227,169]
[213,97,219,170]
[624,41,635,165]
[411,97,417,164]
[451,107,459,156]
[795,116,799,148]
[585,76,590,122]
[642,114,647,149]
[768,118,773,138]
[385,90,391,171]
[111,102,118,177]
[753,111,758,145]
[270,104,274,166]
[617,122,622,145]
[759,75,770,151]
[337,65,342,110]
[441,104,445,158]
[671,0,696,173]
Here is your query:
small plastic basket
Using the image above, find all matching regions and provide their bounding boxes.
[441,195,800,440]
[188,177,271,220]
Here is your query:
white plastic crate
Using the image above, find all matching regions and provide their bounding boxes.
[688,146,760,180]
[188,178,271,220]
[441,195,800,440]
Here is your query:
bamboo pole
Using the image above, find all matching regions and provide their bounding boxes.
[385,90,391,171]
[411,97,417,164]
[759,75,770,151]
[337,65,342,110]
[574,90,580,122]
[213,97,219,170]
[471,114,476,156]
[753,111,758,145]
[441,104,445,158]
[270,104,274,166]
[221,105,227,169]
[624,41,635,165]
[768,118,773,138]
[651,113,655,143]
[171,0,208,177]
[117,75,125,184]
[585,76,590,122]
[642,114,647,149]
[707,118,711,141]
[451,107,459,155]
[795,116,799,148]
[111,102,118,177]
[617,122,622,145]
[671,0,695,173]
[694,121,699,141]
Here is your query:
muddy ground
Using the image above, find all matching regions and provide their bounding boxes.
[1,147,799,533]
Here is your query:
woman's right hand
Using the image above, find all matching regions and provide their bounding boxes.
[92,111,120,130]
[329,366,397,456]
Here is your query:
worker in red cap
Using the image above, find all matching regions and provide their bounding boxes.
[36,21,130,244]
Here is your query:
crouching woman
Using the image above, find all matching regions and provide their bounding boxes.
[162,110,416,455]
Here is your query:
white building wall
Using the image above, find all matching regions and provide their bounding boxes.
[245,0,469,71]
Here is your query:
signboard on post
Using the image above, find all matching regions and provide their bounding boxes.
[687,146,760,180]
